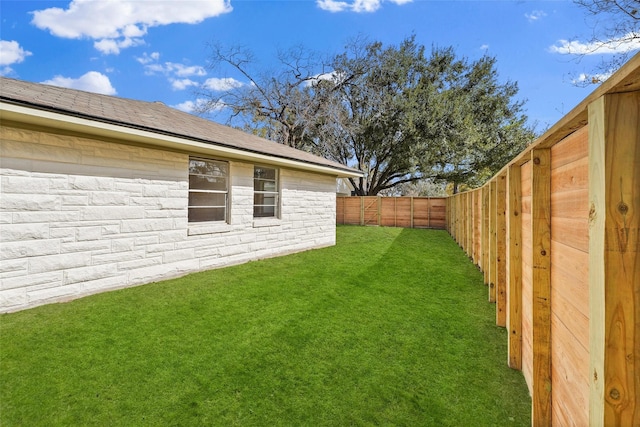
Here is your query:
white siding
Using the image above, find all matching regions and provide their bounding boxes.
[0,125,337,312]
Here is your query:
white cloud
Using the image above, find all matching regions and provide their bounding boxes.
[317,0,411,13]
[550,33,640,55]
[353,0,382,12]
[480,44,490,51]
[94,36,143,55]
[174,100,198,113]
[173,98,226,113]
[317,0,350,12]
[203,77,244,91]
[136,52,160,65]
[172,64,207,77]
[143,61,206,77]
[171,78,199,90]
[0,40,33,75]
[525,10,547,22]
[41,71,117,95]
[30,0,232,54]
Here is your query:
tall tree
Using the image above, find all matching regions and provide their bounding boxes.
[310,37,433,195]
[199,37,534,195]
[311,40,534,194]
[418,52,534,193]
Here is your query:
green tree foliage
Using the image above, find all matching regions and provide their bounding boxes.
[416,50,534,193]
[310,37,433,195]
[200,37,535,195]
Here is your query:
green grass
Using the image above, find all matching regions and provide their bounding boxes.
[1,226,530,426]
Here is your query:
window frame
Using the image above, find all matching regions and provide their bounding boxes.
[253,165,280,219]
[188,157,229,224]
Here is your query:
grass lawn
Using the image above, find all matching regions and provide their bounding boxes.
[1,226,531,426]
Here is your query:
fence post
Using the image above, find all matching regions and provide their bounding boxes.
[482,186,490,285]
[467,193,473,257]
[462,193,467,251]
[531,147,552,427]
[394,197,398,228]
[410,197,415,229]
[588,92,640,426]
[507,164,523,370]
[496,173,507,327]
[489,180,497,303]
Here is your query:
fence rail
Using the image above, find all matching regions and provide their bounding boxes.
[336,196,446,229]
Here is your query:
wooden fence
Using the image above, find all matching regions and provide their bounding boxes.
[336,196,446,229]
[447,53,640,426]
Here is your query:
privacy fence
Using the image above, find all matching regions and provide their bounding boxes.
[447,54,639,426]
[336,196,446,229]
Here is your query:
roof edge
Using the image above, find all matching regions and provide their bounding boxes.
[0,100,363,179]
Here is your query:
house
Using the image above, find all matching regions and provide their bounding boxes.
[0,77,362,312]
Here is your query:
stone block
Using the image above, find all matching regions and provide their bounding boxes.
[48,227,76,242]
[91,250,146,265]
[77,226,102,241]
[111,238,136,252]
[0,259,28,275]
[81,206,145,221]
[1,176,49,194]
[29,283,83,303]
[118,256,162,271]
[121,218,174,233]
[61,195,89,206]
[163,248,195,263]
[1,239,60,260]
[69,176,114,191]
[81,275,128,293]
[28,252,92,274]
[63,264,118,285]
[90,192,129,206]
[60,240,111,254]
[1,271,62,290]
[0,288,28,310]
[12,211,79,224]
[0,223,50,242]
[0,194,60,211]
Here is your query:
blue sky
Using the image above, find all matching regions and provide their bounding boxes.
[1,0,638,132]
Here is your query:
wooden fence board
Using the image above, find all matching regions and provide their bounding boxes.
[337,197,446,229]
[551,313,590,426]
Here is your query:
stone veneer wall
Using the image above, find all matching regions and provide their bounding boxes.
[0,124,337,312]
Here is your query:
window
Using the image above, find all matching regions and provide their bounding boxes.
[254,166,279,218]
[188,157,228,223]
